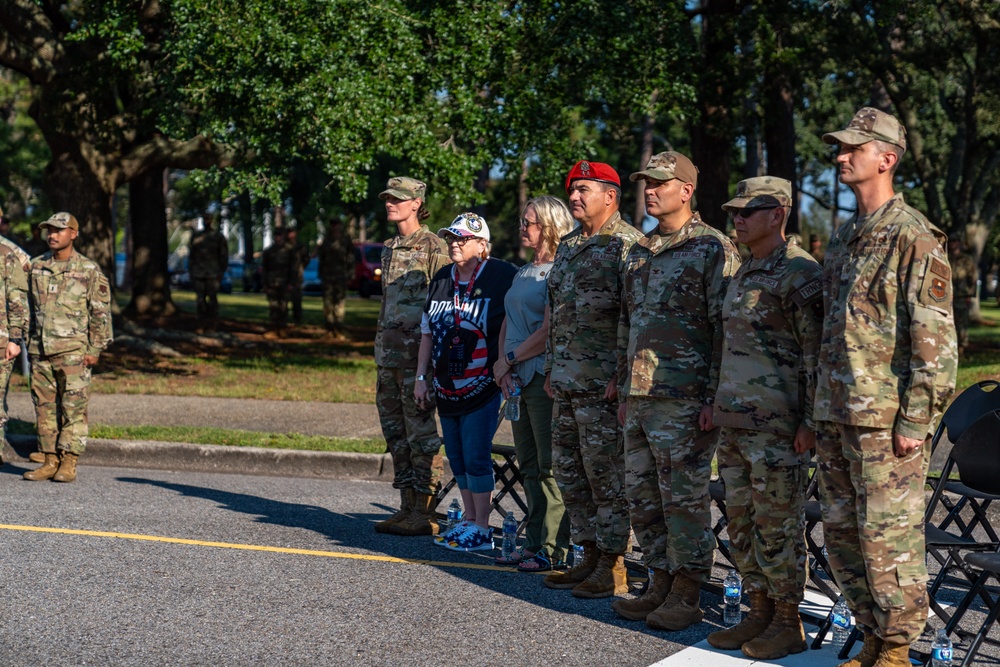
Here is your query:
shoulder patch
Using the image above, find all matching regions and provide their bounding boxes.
[791,278,823,308]
[929,257,951,281]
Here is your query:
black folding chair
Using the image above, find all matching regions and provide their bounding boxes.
[925,411,1000,665]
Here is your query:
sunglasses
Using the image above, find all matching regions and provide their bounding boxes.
[728,206,777,220]
[444,234,475,246]
[518,218,541,230]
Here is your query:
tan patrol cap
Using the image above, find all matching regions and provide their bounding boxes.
[629,151,699,188]
[823,107,907,151]
[39,212,79,231]
[378,176,426,201]
[722,176,793,212]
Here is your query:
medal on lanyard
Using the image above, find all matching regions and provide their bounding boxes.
[448,258,487,379]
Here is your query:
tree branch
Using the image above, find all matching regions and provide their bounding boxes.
[0,0,63,83]
[120,134,245,182]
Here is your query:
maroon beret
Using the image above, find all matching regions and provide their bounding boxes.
[565,160,621,192]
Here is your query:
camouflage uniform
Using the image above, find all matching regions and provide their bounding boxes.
[0,237,29,433]
[546,211,642,555]
[949,244,977,353]
[618,213,740,577]
[814,193,958,646]
[28,251,113,455]
[318,227,353,334]
[261,238,298,333]
[288,238,310,325]
[375,224,450,495]
[188,226,228,326]
[713,239,823,603]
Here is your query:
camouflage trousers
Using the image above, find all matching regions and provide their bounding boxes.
[31,353,92,455]
[322,282,347,332]
[817,423,929,646]
[265,284,290,330]
[0,357,14,430]
[717,426,808,603]
[192,277,221,324]
[376,366,443,496]
[624,396,716,578]
[551,390,630,555]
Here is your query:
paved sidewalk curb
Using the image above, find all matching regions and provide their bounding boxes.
[4,435,398,482]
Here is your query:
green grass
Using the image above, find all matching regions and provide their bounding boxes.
[958,302,1000,391]
[7,419,387,453]
[165,290,383,330]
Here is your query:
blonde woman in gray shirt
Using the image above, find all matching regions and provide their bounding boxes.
[494,196,576,571]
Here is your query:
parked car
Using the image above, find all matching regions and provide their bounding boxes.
[349,243,383,298]
[302,257,322,294]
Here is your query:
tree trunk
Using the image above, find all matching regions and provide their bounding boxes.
[763,65,799,232]
[635,106,656,226]
[124,167,176,318]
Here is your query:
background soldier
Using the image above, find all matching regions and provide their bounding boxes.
[261,229,296,339]
[809,233,826,264]
[318,219,353,340]
[188,213,229,333]
[542,160,642,598]
[285,228,310,326]
[0,207,29,460]
[373,176,450,536]
[23,212,112,483]
[816,108,957,667]
[707,177,822,659]
[613,152,739,630]
[948,234,977,356]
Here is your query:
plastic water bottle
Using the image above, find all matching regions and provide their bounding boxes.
[446,499,462,533]
[505,381,521,421]
[501,512,518,559]
[832,596,852,648]
[723,569,742,626]
[931,628,953,666]
[572,543,585,566]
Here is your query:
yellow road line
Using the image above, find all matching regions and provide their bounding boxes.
[0,523,515,572]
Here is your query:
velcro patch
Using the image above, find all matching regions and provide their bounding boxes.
[673,251,705,259]
[928,277,948,302]
[796,279,823,302]
[750,276,779,289]
[930,257,951,280]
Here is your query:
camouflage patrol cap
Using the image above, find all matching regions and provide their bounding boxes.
[39,212,79,231]
[629,151,698,188]
[823,107,907,151]
[378,176,426,201]
[721,176,792,212]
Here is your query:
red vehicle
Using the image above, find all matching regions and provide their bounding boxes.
[349,242,384,298]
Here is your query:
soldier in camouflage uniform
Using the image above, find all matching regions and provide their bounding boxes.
[286,228,310,326]
[0,208,29,461]
[816,108,957,667]
[374,177,450,536]
[612,152,740,629]
[23,213,113,483]
[318,219,353,340]
[188,214,229,333]
[705,177,823,659]
[541,160,642,598]
[948,234,977,356]
[261,229,297,339]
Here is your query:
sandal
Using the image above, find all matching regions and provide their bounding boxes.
[517,551,566,573]
[494,546,533,565]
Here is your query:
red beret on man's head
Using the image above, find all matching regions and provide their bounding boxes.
[565,160,621,192]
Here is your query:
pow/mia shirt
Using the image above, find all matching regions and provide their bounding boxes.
[423,259,516,417]
[813,193,958,440]
[374,225,450,368]
[713,242,823,441]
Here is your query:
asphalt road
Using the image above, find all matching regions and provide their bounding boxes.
[0,463,707,667]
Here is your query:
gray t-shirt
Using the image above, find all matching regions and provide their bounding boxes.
[503,261,552,386]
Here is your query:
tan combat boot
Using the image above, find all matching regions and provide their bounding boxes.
[53,452,79,483]
[571,551,628,599]
[23,453,59,481]
[543,541,598,589]
[393,492,440,536]
[838,631,883,667]
[646,572,704,631]
[741,599,807,659]
[374,489,414,534]
[707,589,774,650]
[871,644,911,667]
[29,451,46,463]
[611,568,674,621]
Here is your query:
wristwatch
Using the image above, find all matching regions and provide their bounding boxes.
[416,374,428,381]
[506,351,517,364]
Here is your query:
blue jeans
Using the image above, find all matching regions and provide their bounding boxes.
[439,393,501,494]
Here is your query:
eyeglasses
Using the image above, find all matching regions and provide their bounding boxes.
[444,234,474,246]
[519,218,540,230]
[728,207,776,220]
